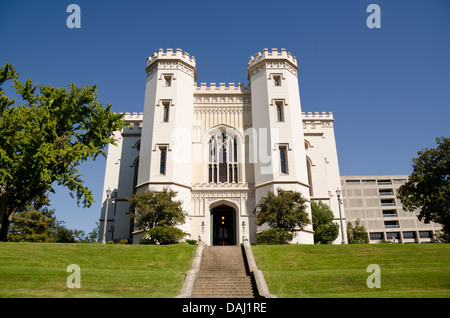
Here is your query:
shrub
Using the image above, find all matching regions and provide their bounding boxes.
[185,239,197,245]
[117,239,128,244]
[256,228,293,244]
[143,226,185,245]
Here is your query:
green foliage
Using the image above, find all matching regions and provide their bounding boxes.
[8,194,58,242]
[346,219,369,244]
[185,239,198,245]
[128,188,186,232]
[311,200,339,244]
[397,137,450,236]
[117,239,128,244]
[0,62,124,241]
[255,188,310,234]
[256,228,293,245]
[141,226,185,245]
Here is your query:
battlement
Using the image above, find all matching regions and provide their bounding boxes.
[147,48,196,68]
[123,112,144,120]
[194,82,250,93]
[248,48,297,68]
[302,112,334,119]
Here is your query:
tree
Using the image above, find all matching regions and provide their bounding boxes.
[8,193,57,242]
[8,192,78,242]
[311,200,339,244]
[347,219,369,244]
[128,188,186,244]
[397,137,450,237]
[0,63,124,241]
[255,188,310,241]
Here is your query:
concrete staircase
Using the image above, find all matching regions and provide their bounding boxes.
[191,246,256,298]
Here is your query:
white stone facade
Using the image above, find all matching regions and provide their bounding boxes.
[99,48,346,245]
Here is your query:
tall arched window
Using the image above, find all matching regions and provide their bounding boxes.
[133,158,139,194]
[208,132,238,184]
[306,157,313,197]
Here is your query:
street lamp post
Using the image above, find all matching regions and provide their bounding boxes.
[101,189,112,244]
[336,189,346,244]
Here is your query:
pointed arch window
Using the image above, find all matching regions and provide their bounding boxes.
[208,132,238,184]
[306,157,313,196]
[279,146,288,174]
[276,102,284,122]
[163,103,170,122]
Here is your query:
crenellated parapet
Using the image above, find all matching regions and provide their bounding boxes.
[194,82,251,104]
[146,48,197,79]
[123,112,144,120]
[248,48,299,79]
[147,48,196,68]
[302,112,334,129]
[122,112,143,133]
[195,82,250,93]
[302,111,334,119]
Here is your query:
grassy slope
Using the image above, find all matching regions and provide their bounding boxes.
[251,244,450,298]
[1,242,449,298]
[0,242,196,298]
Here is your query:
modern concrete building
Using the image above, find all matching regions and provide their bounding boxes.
[341,175,442,243]
[99,48,346,245]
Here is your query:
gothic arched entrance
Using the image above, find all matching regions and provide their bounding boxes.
[211,205,236,245]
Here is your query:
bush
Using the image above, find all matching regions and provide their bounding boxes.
[256,228,293,245]
[185,239,197,245]
[142,226,185,245]
[117,239,128,244]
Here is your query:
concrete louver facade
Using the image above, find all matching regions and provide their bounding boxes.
[99,48,346,245]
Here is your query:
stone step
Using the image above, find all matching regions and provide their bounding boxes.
[191,246,255,298]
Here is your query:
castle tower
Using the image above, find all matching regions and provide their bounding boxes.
[136,48,197,236]
[248,48,314,243]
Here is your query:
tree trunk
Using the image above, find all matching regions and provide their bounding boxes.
[0,212,12,242]
[0,194,12,241]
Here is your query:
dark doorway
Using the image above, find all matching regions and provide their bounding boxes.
[211,205,236,245]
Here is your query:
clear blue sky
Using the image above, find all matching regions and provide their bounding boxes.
[1,0,449,233]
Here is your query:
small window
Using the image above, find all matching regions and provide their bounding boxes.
[276,102,284,122]
[279,146,288,174]
[164,76,172,87]
[419,231,432,238]
[163,103,170,122]
[377,179,392,185]
[159,146,167,175]
[403,231,416,239]
[386,232,400,239]
[384,221,399,228]
[273,75,281,87]
[379,189,394,196]
[381,199,395,206]
[370,232,383,240]
[382,210,397,217]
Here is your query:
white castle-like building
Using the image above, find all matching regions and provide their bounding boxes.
[99,48,346,245]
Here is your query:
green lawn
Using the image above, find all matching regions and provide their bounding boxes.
[0,242,196,298]
[1,242,449,298]
[251,243,450,298]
